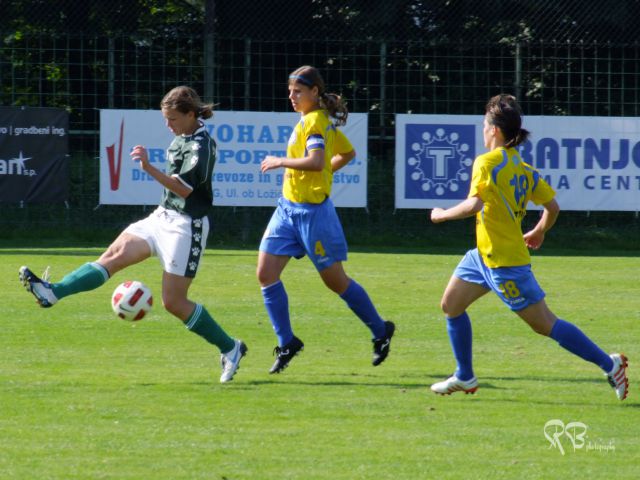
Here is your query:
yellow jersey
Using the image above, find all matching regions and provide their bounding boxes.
[282,109,353,204]
[469,147,555,268]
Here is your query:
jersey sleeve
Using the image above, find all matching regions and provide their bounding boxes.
[334,129,354,154]
[175,136,214,189]
[528,166,556,205]
[303,113,326,152]
[467,154,491,200]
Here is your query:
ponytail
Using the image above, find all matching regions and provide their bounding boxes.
[198,105,214,120]
[506,128,530,148]
[320,92,349,126]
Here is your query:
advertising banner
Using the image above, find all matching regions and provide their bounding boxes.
[395,114,640,211]
[100,110,368,207]
[0,107,69,203]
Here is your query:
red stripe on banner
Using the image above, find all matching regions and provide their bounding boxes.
[107,118,125,190]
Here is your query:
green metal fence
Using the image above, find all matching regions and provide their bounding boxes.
[1,0,639,249]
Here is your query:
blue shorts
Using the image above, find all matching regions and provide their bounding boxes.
[454,248,545,311]
[259,197,348,271]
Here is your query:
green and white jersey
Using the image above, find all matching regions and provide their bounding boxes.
[161,123,216,218]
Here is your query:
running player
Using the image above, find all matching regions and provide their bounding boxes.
[257,65,395,374]
[19,86,247,383]
[429,94,628,400]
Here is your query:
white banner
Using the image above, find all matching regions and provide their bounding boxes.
[100,110,368,207]
[395,114,640,211]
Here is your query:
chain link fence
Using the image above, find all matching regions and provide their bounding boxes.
[1,0,639,249]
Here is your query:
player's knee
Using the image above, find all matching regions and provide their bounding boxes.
[256,264,276,287]
[529,320,553,336]
[323,276,348,295]
[440,297,455,317]
[529,324,549,336]
[161,293,182,317]
[99,240,131,271]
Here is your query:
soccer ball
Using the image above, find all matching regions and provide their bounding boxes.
[111,280,153,321]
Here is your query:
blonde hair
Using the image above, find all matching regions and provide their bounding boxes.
[289,65,348,126]
[161,86,213,119]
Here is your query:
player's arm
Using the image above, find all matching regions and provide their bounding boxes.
[431,196,484,223]
[131,145,193,199]
[523,198,559,250]
[261,148,324,173]
[332,130,355,172]
[331,149,355,172]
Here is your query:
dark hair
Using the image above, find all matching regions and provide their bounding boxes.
[161,86,214,120]
[485,94,529,148]
[289,65,349,126]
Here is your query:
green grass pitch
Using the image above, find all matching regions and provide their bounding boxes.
[1,248,637,479]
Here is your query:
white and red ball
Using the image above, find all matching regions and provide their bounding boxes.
[111,280,153,321]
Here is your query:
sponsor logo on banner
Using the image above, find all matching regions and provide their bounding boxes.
[0,151,36,177]
[100,110,368,207]
[396,114,640,211]
[105,118,125,190]
[0,106,69,202]
[404,123,474,200]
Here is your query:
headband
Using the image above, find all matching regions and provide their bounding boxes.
[289,74,313,87]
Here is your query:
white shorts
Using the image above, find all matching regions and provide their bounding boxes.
[124,206,209,278]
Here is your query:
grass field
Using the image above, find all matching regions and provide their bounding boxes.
[1,247,638,479]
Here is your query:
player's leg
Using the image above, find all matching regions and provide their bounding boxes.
[257,251,303,373]
[258,201,306,373]
[431,274,489,395]
[516,299,628,400]
[165,211,246,383]
[303,199,393,365]
[257,251,294,343]
[19,232,150,307]
[319,261,386,337]
[318,261,394,365]
[163,271,245,383]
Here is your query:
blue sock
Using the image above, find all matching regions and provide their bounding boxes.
[261,281,293,347]
[550,319,613,372]
[340,280,386,338]
[51,262,110,300]
[447,312,474,381]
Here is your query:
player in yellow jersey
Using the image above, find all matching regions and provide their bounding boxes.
[257,65,394,374]
[429,94,628,400]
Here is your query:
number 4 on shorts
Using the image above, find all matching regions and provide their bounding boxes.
[314,240,326,257]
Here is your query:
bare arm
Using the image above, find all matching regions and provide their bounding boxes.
[261,149,325,173]
[523,198,560,250]
[331,149,356,172]
[430,196,484,223]
[131,145,193,199]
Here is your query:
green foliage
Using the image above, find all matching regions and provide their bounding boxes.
[1,248,637,478]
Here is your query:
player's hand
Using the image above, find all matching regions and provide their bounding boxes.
[261,155,283,173]
[431,208,447,223]
[523,228,545,249]
[130,145,149,169]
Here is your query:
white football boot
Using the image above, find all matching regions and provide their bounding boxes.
[606,353,629,401]
[220,339,248,383]
[430,375,479,395]
[19,266,58,308]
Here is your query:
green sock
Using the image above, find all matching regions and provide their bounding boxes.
[186,304,235,353]
[51,262,109,300]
